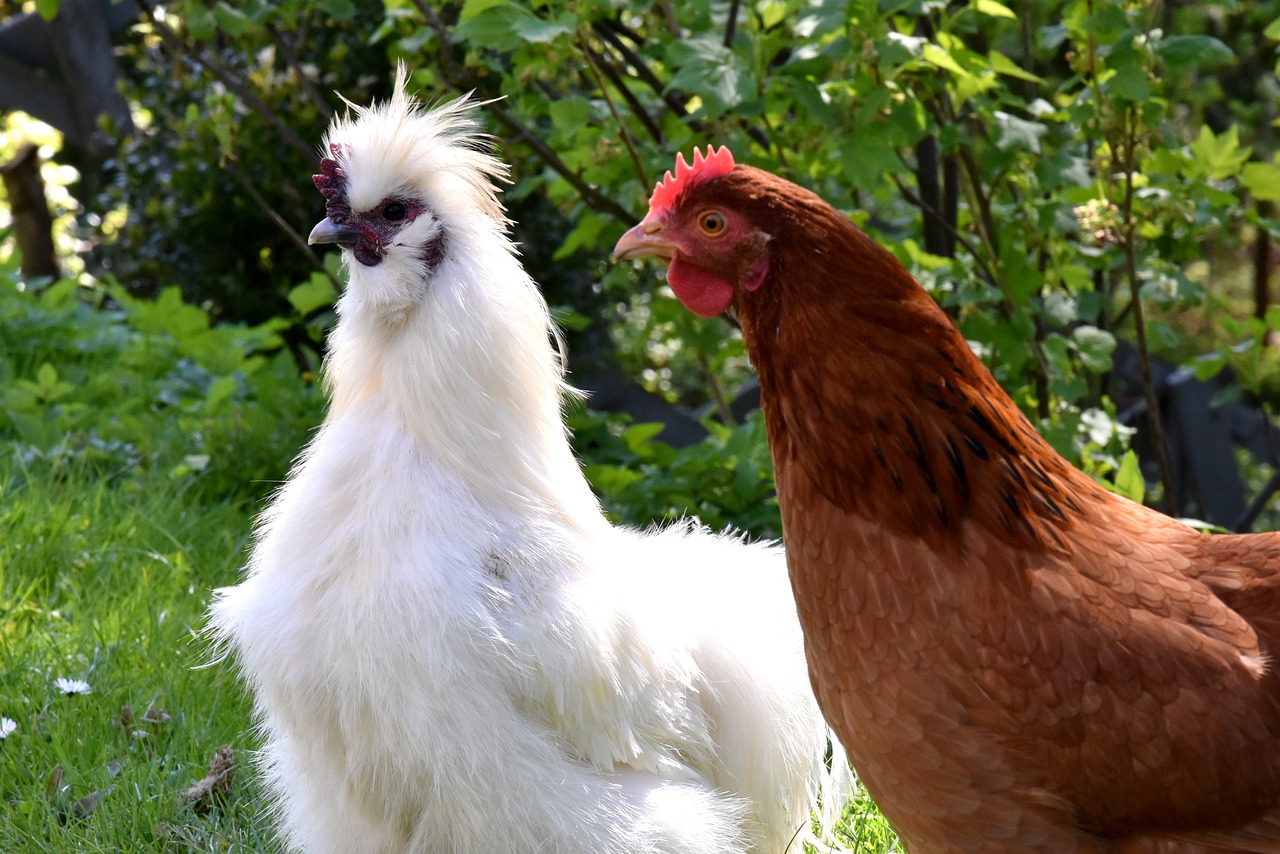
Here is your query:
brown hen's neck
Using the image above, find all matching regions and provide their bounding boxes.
[737,216,1097,554]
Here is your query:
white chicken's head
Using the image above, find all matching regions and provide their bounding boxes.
[307,70,508,312]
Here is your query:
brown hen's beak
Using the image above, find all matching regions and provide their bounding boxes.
[308,217,361,247]
[612,222,677,263]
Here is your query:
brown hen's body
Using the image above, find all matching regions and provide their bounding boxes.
[616,161,1280,852]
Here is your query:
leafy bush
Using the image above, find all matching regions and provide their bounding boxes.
[0,257,323,506]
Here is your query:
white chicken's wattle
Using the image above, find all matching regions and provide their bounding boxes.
[208,69,849,854]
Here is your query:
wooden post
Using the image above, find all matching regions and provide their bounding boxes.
[1,142,59,280]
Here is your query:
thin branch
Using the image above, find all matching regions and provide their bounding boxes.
[890,173,996,285]
[657,0,681,37]
[592,18,771,152]
[412,0,464,81]
[593,20,684,115]
[697,352,737,426]
[585,44,665,144]
[724,0,742,47]
[137,1,314,161]
[227,159,338,286]
[266,22,334,120]
[1117,107,1176,513]
[484,101,638,223]
[581,38,649,187]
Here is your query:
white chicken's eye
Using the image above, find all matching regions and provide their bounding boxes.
[383,202,407,221]
[698,211,726,236]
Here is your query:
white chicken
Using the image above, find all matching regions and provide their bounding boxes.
[209,69,848,854]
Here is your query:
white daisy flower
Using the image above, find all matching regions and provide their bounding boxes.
[0,717,15,739]
[55,677,91,696]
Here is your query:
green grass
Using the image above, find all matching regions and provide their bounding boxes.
[0,457,279,852]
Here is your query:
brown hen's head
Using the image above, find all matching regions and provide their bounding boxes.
[613,146,771,317]
[614,146,874,319]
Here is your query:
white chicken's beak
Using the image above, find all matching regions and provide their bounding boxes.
[612,221,677,263]
[308,217,361,247]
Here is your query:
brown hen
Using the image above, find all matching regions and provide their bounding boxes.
[614,148,1280,853]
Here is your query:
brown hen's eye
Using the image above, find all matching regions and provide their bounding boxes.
[698,211,726,236]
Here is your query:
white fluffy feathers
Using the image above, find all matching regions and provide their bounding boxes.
[210,68,848,854]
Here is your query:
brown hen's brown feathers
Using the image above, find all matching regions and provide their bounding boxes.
[629,164,1280,853]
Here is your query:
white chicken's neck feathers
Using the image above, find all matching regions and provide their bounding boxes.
[318,84,603,534]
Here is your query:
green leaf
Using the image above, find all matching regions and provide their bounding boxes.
[1107,63,1150,101]
[988,51,1042,83]
[548,97,593,138]
[1266,17,1280,41]
[972,0,1016,19]
[994,111,1047,153]
[35,0,59,21]
[667,37,757,117]
[206,375,239,411]
[1156,35,1234,74]
[1242,162,1280,201]
[1070,326,1116,373]
[921,43,970,77]
[287,274,339,316]
[457,0,510,22]
[455,1,572,50]
[511,11,575,43]
[1111,450,1146,504]
[315,0,356,19]
[185,6,217,41]
[213,3,251,38]
[1186,124,1251,181]
[623,422,666,455]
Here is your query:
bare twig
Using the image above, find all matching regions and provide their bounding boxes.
[586,45,665,144]
[1117,107,1176,513]
[697,352,736,426]
[581,38,649,187]
[890,173,996,285]
[724,0,742,47]
[486,102,638,223]
[657,1,681,37]
[228,160,339,286]
[266,21,334,120]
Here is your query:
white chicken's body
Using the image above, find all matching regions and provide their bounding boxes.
[210,75,843,854]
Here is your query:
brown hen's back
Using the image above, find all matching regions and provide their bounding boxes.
[617,160,1280,853]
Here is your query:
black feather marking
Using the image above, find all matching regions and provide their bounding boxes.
[1038,493,1068,523]
[962,433,990,460]
[999,488,1022,519]
[1024,458,1056,489]
[995,508,1015,535]
[902,416,936,492]
[1000,458,1028,490]
[943,435,970,501]
[966,405,1016,454]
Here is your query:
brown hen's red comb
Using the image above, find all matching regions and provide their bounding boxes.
[312,142,352,222]
[648,146,735,214]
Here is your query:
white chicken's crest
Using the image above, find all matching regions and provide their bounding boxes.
[323,67,507,226]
